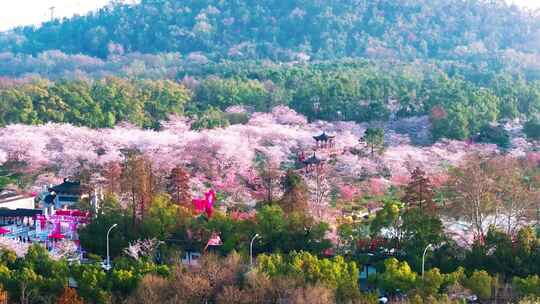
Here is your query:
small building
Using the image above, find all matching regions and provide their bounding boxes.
[302,153,325,172]
[0,208,42,227]
[313,132,335,149]
[46,179,86,210]
[0,189,35,210]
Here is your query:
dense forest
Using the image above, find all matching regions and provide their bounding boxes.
[1,60,539,142]
[1,0,539,61]
[0,0,539,144]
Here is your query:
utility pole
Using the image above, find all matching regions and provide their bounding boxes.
[49,6,56,21]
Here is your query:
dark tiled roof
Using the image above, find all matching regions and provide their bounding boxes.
[49,179,84,195]
[0,189,18,201]
[302,154,323,166]
[0,208,42,217]
[0,189,33,204]
[313,132,335,141]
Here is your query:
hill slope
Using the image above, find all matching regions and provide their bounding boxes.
[1,0,539,60]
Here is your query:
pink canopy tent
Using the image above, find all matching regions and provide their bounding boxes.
[0,227,10,235]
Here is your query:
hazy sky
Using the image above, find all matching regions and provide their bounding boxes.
[0,0,111,31]
[0,0,539,31]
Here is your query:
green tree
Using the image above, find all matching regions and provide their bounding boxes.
[142,195,180,240]
[523,119,540,141]
[419,268,444,297]
[464,270,493,300]
[257,251,360,301]
[478,124,510,148]
[363,127,385,156]
[71,263,110,303]
[255,205,330,255]
[370,200,402,241]
[513,275,540,298]
[377,258,417,294]
[191,107,229,130]
[79,195,131,257]
[401,208,445,271]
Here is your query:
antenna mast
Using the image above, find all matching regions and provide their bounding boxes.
[49,6,56,21]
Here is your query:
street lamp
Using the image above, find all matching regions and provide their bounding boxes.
[250,233,260,266]
[105,223,118,271]
[422,243,433,279]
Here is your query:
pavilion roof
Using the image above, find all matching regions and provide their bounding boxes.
[313,132,335,141]
[49,179,85,195]
[302,153,324,166]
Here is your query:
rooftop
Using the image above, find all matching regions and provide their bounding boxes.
[48,179,85,195]
[302,153,324,166]
[0,208,42,218]
[0,189,33,204]
[313,132,335,142]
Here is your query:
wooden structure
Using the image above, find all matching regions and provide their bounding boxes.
[46,179,86,210]
[313,132,335,149]
[302,153,325,172]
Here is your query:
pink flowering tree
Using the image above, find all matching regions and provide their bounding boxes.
[124,238,163,261]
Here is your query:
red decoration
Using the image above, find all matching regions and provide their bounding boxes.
[48,232,65,239]
[192,189,216,218]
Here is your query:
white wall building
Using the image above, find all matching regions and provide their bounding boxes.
[0,190,35,210]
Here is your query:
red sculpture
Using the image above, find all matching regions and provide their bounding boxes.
[192,189,216,218]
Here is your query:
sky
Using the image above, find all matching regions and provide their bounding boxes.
[0,0,111,31]
[0,0,539,31]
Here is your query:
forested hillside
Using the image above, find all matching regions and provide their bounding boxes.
[1,61,539,142]
[0,0,539,142]
[1,0,539,61]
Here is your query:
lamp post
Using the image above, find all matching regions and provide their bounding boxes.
[422,243,433,279]
[106,223,118,270]
[250,233,260,266]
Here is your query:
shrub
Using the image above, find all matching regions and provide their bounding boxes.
[513,275,540,298]
[57,286,84,304]
[126,275,169,304]
[477,124,510,148]
[419,268,444,297]
[377,258,417,294]
[523,120,540,141]
[290,284,335,304]
[464,270,492,300]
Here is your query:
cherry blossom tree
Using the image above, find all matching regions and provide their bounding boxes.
[124,238,163,261]
[0,106,531,226]
[0,151,6,165]
[0,237,30,257]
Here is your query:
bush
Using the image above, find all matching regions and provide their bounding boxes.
[216,285,251,304]
[377,258,418,294]
[126,275,169,304]
[464,270,493,300]
[477,124,510,148]
[256,251,360,302]
[523,120,540,141]
[290,284,335,304]
[225,112,250,125]
[419,268,444,297]
[513,275,540,298]
[191,107,230,130]
[519,296,540,304]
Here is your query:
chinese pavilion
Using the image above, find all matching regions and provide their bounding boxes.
[313,132,335,149]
